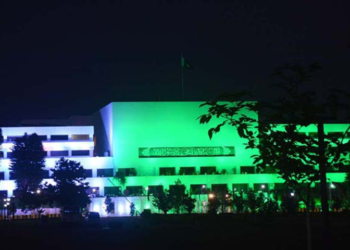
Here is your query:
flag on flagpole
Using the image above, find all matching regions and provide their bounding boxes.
[181,56,193,69]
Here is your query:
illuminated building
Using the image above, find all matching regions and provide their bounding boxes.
[0,102,348,216]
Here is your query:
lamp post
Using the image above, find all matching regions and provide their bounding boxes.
[329,182,335,211]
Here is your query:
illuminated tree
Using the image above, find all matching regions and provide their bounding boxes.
[104,195,114,215]
[114,169,127,187]
[130,202,136,216]
[9,133,46,211]
[48,158,90,209]
[198,63,350,249]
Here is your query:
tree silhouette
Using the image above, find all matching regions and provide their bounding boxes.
[9,133,46,211]
[48,157,90,209]
[198,63,350,250]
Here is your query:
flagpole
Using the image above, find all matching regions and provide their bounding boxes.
[181,54,184,100]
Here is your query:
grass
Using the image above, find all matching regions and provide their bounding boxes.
[1,213,350,249]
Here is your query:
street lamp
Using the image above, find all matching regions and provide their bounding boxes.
[329,182,335,210]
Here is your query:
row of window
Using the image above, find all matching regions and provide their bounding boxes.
[0,182,338,199]
[159,165,348,175]
[1,150,91,159]
[5,134,90,142]
[0,169,114,180]
[159,166,259,175]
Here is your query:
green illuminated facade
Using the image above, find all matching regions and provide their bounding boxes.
[94,102,348,197]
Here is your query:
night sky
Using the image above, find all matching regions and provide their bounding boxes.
[1,0,349,125]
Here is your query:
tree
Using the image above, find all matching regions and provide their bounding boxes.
[104,195,114,215]
[169,179,186,214]
[207,195,220,215]
[232,192,245,213]
[9,133,46,211]
[198,63,350,249]
[48,158,90,209]
[152,189,173,214]
[212,186,231,213]
[114,169,127,187]
[246,190,264,214]
[130,202,136,216]
[182,195,196,214]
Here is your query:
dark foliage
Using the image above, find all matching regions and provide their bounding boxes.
[47,157,90,209]
[9,133,46,211]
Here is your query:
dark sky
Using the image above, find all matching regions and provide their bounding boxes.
[1,0,349,124]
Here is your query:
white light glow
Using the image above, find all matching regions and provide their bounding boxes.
[118,204,124,214]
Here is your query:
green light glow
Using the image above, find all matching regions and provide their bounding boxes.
[101,102,348,196]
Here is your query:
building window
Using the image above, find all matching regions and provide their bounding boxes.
[147,185,163,195]
[0,190,8,198]
[71,134,89,140]
[232,184,249,193]
[254,183,269,192]
[51,150,69,157]
[0,151,3,158]
[51,135,69,141]
[179,167,196,175]
[83,169,93,178]
[0,172,4,180]
[159,167,175,176]
[118,168,137,176]
[190,184,207,195]
[169,184,186,195]
[240,166,255,174]
[72,150,90,156]
[87,187,100,197]
[125,186,143,196]
[7,152,13,158]
[200,166,216,175]
[97,169,114,177]
[38,135,47,141]
[212,184,228,194]
[104,187,121,197]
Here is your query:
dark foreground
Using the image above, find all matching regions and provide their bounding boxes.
[1,213,350,250]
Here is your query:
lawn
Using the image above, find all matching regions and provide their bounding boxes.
[1,213,349,250]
